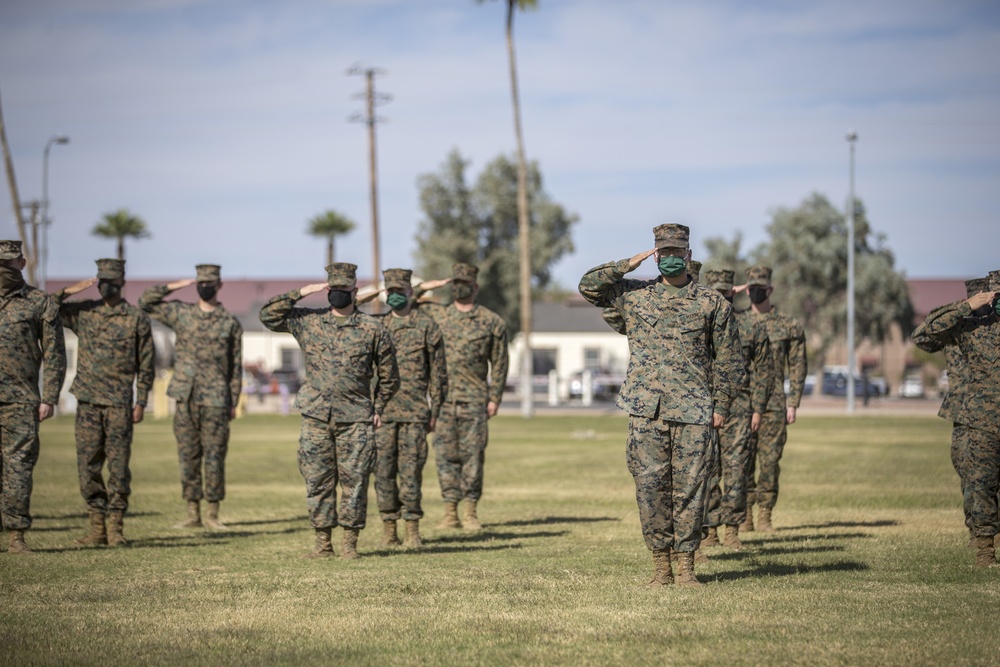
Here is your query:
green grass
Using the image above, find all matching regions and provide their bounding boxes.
[2,413,998,666]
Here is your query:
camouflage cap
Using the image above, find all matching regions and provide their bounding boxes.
[326,262,357,288]
[383,267,412,290]
[705,268,735,292]
[990,269,1000,291]
[965,277,990,298]
[745,265,773,287]
[653,223,690,250]
[452,262,479,283]
[687,260,702,282]
[196,264,221,282]
[96,258,125,280]
[0,239,23,260]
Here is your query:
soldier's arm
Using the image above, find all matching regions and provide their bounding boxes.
[258,288,312,335]
[786,320,808,409]
[578,250,654,308]
[135,313,155,406]
[912,300,968,352]
[750,324,773,413]
[229,320,244,409]
[489,319,510,407]
[601,307,627,335]
[51,289,82,332]
[373,326,400,415]
[710,302,746,421]
[138,284,181,329]
[427,320,448,420]
[40,296,67,408]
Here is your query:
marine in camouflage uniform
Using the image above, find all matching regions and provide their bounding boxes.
[579,225,746,587]
[913,270,1000,566]
[372,268,447,549]
[416,263,509,531]
[139,264,242,530]
[54,259,154,548]
[601,259,702,334]
[259,262,399,559]
[740,266,807,533]
[0,240,66,555]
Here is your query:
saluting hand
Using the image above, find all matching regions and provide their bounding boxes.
[167,278,196,291]
[418,278,452,291]
[967,291,996,311]
[299,283,329,297]
[733,283,749,294]
[64,277,97,296]
[627,249,656,272]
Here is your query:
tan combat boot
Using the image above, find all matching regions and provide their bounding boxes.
[740,505,755,533]
[974,536,996,567]
[723,524,743,550]
[701,526,720,547]
[303,527,334,559]
[380,519,401,547]
[462,500,482,531]
[437,501,462,529]
[757,507,775,533]
[8,530,33,555]
[404,520,422,549]
[204,501,228,530]
[107,511,128,547]
[175,501,202,528]
[671,548,710,564]
[342,528,361,560]
[675,551,704,588]
[74,509,108,547]
[647,549,673,587]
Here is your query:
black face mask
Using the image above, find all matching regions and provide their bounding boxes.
[197,283,218,301]
[328,289,353,309]
[748,286,769,305]
[723,294,734,304]
[98,281,121,300]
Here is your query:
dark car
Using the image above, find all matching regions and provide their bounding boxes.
[821,369,881,397]
[568,368,624,400]
[268,368,302,394]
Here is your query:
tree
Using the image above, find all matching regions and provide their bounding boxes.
[414,149,578,334]
[307,210,356,266]
[91,208,151,260]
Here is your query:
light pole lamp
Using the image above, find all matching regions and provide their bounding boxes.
[846,130,858,415]
[41,134,70,291]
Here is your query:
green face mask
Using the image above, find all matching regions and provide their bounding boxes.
[387,292,409,311]
[657,255,687,278]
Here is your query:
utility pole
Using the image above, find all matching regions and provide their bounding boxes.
[0,86,35,284]
[846,130,858,415]
[348,64,391,313]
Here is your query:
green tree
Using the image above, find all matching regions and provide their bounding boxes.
[414,149,578,333]
[307,210,356,266]
[702,230,753,311]
[91,208,151,260]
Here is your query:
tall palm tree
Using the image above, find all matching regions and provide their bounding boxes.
[92,208,151,260]
[307,210,356,266]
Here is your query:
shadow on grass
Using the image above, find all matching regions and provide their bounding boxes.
[226,516,309,527]
[778,520,901,530]
[34,511,162,521]
[708,559,869,583]
[429,529,570,545]
[744,531,874,545]
[489,516,620,528]
[708,543,847,561]
[368,542,526,557]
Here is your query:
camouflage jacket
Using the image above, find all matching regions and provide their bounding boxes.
[54,292,155,407]
[752,306,807,411]
[259,289,399,423]
[913,300,999,433]
[734,309,773,415]
[376,309,447,423]
[418,302,509,406]
[0,283,66,405]
[139,285,243,408]
[578,259,746,424]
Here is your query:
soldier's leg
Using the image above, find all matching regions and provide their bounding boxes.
[961,425,1000,540]
[104,405,134,514]
[720,412,754,527]
[374,421,402,521]
[432,404,462,502]
[626,415,672,553]
[75,402,109,513]
[457,403,488,502]
[200,406,231,503]
[704,430,723,530]
[754,410,787,510]
[333,421,376,530]
[173,401,204,501]
[0,403,40,531]
[398,421,429,521]
[951,425,973,537]
[297,415,338,529]
[670,422,714,553]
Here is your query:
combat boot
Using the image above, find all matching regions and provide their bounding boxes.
[646,549,673,587]
[174,501,202,528]
[8,530,33,555]
[701,526,720,547]
[74,509,107,547]
[437,501,462,529]
[404,520,422,549]
[107,511,128,547]
[303,527,334,559]
[740,506,755,533]
[757,507,775,533]
[380,519,401,547]
[462,500,482,531]
[723,524,743,550]
[671,548,710,564]
[974,536,996,567]
[204,501,228,530]
[675,551,704,588]
[342,528,361,560]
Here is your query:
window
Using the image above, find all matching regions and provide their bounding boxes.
[532,348,557,375]
[583,347,601,370]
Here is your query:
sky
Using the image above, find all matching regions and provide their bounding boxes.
[1,0,998,288]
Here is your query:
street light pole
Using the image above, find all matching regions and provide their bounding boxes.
[846,130,857,415]
[41,134,70,291]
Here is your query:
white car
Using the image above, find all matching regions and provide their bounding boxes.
[899,376,925,399]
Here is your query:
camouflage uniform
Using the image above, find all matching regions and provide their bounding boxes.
[374,269,447,523]
[0,240,67,538]
[703,270,773,530]
[419,263,509,506]
[745,266,807,513]
[258,263,399,531]
[139,265,242,505]
[54,259,154,516]
[578,227,746,556]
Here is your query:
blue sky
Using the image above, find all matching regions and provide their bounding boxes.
[1,0,998,287]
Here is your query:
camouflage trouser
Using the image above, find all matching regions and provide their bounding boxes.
[705,410,755,528]
[298,416,375,530]
[747,410,787,510]
[627,415,712,553]
[76,403,133,514]
[0,402,39,531]
[955,424,1000,539]
[173,402,230,503]
[952,426,973,532]
[375,420,429,521]
[433,402,488,503]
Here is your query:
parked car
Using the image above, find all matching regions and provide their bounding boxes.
[568,368,624,400]
[899,375,925,399]
[784,375,816,397]
[268,367,302,394]
[821,368,882,397]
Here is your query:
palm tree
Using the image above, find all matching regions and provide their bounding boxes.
[91,208,151,260]
[307,210,356,266]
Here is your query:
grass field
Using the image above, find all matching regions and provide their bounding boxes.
[2,413,998,666]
